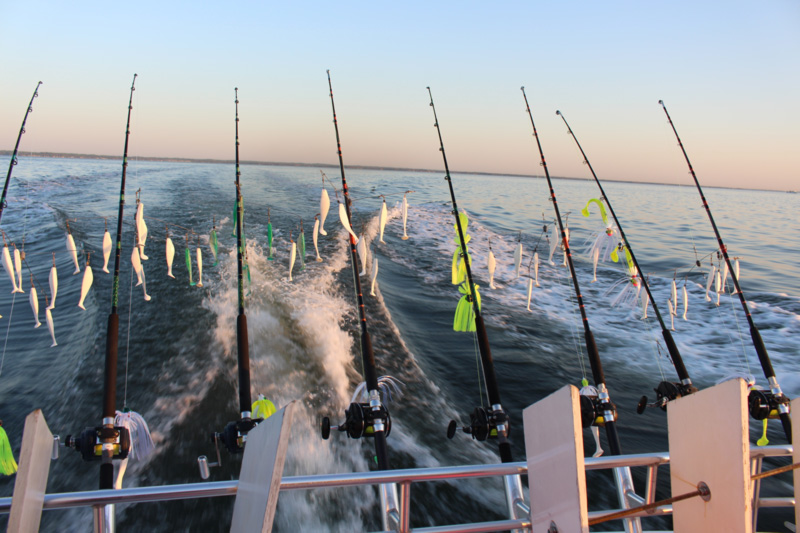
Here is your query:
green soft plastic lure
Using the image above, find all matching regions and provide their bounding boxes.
[454,282,481,332]
[210,228,218,266]
[267,222,274,260]
[186,247,195,286]
[0,424,18,476]
[298,229,306,271]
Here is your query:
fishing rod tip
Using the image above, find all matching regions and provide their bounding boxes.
[520,86,524,90]
[555,110,561,116]
[658,100,664,106]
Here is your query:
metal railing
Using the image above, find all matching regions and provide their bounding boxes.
[0,445,794,532]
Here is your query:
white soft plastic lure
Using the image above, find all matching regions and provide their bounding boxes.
[670,280,678,316]
[319,188,330,236]
[370,257,379,296]
[513,241,523,279]
[562,228,570,268]
[548,224,558,265]
[732,259,741,294]
[526,278,533,311]
[66,232,80,275]
[3,244,18,293]
[47,263,58,310]
[705,264,716,302]
[140,268,151,302]
[13,246,23,293]
[591,247,600,283]
[288,240,296,282]
[682,285,688,320]
[165,237,175,278]
[102,230,112,273]
[196,248,203,288]
[29,285,41,328]
[135,202,149,260]
[356,236,367,276]
[313,217,322,262]
[534,252,540,287]
[715,270,722,306]
[379,199,388,244]
[720,262,729,294]
[641,288,650,319]
[401,194,409,240]
[487,249,496,289]
[78,261,94,310]
[131,246,143,286]
[46,308,57,347]
[338,203,359,243]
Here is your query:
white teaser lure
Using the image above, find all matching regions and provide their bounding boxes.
[46,308,57,347]
[682,285,688,320]
[591,247,600,283]
[705,264,716,302]
[131,246,143,286]
[379,199,388,244]
[732,259,741,294]
[562,228,570,268]
[313,217,322,262]
[534,252,540,287]
[30,285,41,328]
[47,264,58,310]
[78,261,94,310]
[401,194,409,240]
[356,236,367,276]
[13,246,23,293]
[526,278,534,311]
[102,229,112,273]
[66,232,80,274]
[289,240,296,282]
[135,202,149,260]
[338,203,359,243]
[720,262,729,294]
[165,237,175,278]
[370,257,379,296]
[2,244,18,293]
[140,267,151,302]
[487,249,496,289]
[196,248,203,288]
[670,280,678,316]
[548,224,558,265]
[715,270,722,306]
[319,188,330,236]
[641,288,650,319]
[513,241,523,279]
[668,298,675,331]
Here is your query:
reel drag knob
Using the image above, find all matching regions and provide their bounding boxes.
[636,396,648,415]
[447,420,457,439]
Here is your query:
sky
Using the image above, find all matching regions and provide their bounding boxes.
[1,1,798,191]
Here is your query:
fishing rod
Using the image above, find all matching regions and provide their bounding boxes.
[62,75,137,491]
[659,100,791,442]
[555,110,697,413]
[521,87,623,456]
[1,81,42,225]
[320,70,391,472]
[426,87,513,464]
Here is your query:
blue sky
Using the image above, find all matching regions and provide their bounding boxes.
[1,1,798,190]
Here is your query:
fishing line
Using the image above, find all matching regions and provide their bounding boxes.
[123,244,135,410]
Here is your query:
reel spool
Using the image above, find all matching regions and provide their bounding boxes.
[446,406,509,442]
[748,389,790,421]
[321,402,392,440]
[637,381,698,414]
[64,426,130,462]
[579,394,617,428]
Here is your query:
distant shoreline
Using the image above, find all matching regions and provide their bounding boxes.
[0,150,779,193]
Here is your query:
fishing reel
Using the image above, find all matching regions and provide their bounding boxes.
[447,406,509,441]
[748,389,790,421]
[64,426,130,462]
[579,394,617,428]
[321,401,392,440]
[636,381,698,414]
[215,417,262,455]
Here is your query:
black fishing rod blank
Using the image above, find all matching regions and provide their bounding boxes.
[426,87,512,464]
[63,75,137,490]
[1,81,42,225]
[521,87,623,456]
[659,100,791,442]
[210,88,261,456]
[555,110,697,413]
[319,70,391,472]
